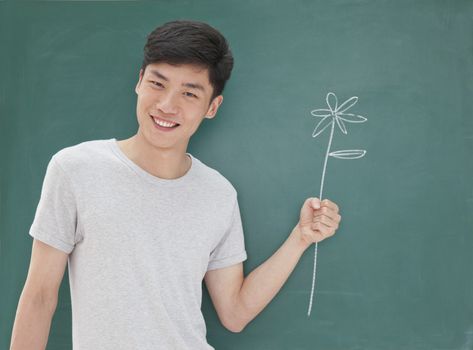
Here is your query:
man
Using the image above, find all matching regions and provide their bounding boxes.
[10,20,341,349]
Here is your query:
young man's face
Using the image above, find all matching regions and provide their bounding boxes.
[134,62,223,152]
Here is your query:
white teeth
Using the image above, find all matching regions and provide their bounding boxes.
[153,117,177,128]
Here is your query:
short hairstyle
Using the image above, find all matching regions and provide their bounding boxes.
[141,20,234,103]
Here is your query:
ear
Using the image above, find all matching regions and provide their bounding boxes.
[205,95,223,119]
[135,69,144,95]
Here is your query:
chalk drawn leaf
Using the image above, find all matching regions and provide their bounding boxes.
[329,150,366,159]
[326,92,338,112]
[338,113,367,123]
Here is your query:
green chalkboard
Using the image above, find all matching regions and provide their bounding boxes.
[2,1,473,349]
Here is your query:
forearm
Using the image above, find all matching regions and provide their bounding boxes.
[10,289,57,350]
[235,225,310,330]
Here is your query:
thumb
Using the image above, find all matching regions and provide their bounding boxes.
[299,197,321,225]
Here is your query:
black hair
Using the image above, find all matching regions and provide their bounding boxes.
[141,20,234,103]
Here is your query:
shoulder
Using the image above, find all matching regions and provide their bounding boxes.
[50,138,113,174]
[191,155,238,199]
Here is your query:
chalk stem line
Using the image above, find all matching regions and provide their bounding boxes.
[307,118,334,317]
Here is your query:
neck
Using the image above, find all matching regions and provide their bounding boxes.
[116,134,191,180]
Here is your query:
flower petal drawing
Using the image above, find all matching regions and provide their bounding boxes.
[338,113,367,123]
[310,108,332,118]
[335,116,348,134]
[312,116,333,138]
[326,92,338,112]
[336,96,358,113]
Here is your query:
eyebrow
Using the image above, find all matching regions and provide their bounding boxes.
[149,69,206,92]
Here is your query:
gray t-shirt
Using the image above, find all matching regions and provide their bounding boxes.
[29,138,247,350]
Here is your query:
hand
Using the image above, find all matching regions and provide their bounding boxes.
[296,197,341,248]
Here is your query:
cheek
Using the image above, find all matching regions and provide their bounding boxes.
[140,92,152,105]
[182,103,206,119]
[137,96,156,118]
[183,110,205,131]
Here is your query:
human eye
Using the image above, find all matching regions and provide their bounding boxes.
[150,80,164,88]
[183,92,198,99]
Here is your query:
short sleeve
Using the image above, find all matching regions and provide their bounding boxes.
[207,196,247,271]
[29,155,79,254]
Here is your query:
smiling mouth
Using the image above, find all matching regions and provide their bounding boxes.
[150,115,180,128]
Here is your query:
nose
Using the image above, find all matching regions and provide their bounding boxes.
[157,91,179,115]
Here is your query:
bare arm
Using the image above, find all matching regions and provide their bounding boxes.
[10,239,69,350]
[205,226,309,332]
[236,200,340,330]
[205,198,341,332]
[237,226,309,328]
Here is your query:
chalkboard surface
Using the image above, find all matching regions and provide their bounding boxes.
[1,1,472,349]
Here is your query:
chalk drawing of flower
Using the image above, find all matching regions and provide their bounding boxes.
[306,92,368,318]
[311,91,367,138]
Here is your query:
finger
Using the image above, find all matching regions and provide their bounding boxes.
[311,197,321,209]
[310,226,331,241]
[301,198,320,222]
[314,206,338,218]
[321,199,339,213]
[311,222,336,237]
[312,214,337,226]
[311,222,326,239]
[313,209,341,223]
[311,218,339,232]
